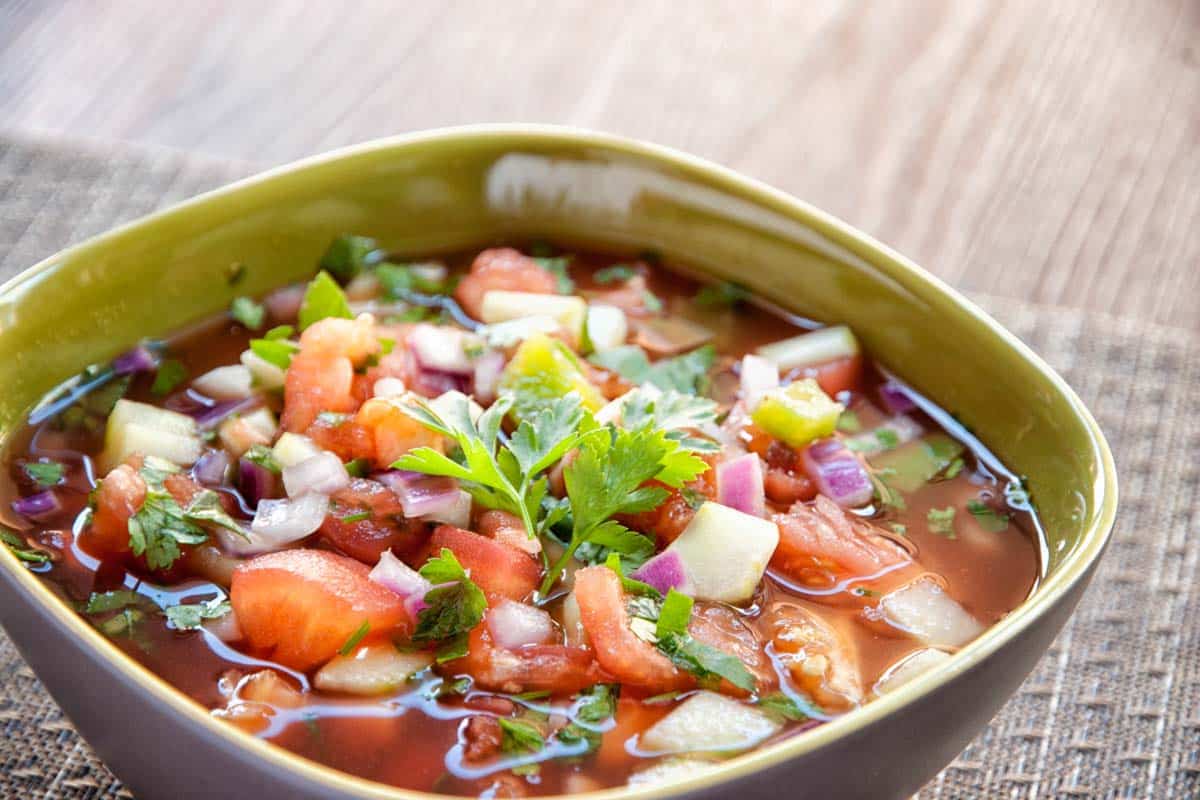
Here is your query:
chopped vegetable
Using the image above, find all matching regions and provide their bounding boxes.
[801,438,873,508]
[499,333,605,419]
[878,578,983,647]
[0,528,50,564]
[314,644,433,696]
[657,502,778,604]
[868,433,964,492]
[755,325,859,371]
[230,297,265,330]
[412,548,488,662]
[586,304,629,352]
[967,499,1010,532]
[319,234,381,282]
[23,460,64,488]
[926,506,957,538]
[590,344,716,395]
[715,453,766,517]
[639,691,782,753]
[480,291,587,340]
[693,281,750,310]
[750,378,843,449]
[151,359,188,396]
[164,596,231,630]
[298,271,353,330]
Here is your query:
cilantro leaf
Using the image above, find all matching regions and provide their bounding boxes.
[757,692,822,721]
[182,490,251,541]
[927,506,957,538]
[656,632,756,692]
[655,589,693,639]
[533,256,574,293]
[127,487,210,570]
[589,344,716,394]
[165,596,231,630]
[0,528,50,565]
[555,684,618,752]
[498,717,545,754]
[836,410,862,433]
[620,389,719,456]
[243,444,281,474]
[298,271,353,330]
[376,263,447,297]
[151,359,188,396]
[249,336,300,370]
[338,620,371,655]
[23,460,65,488]
[85,589,144,614]
[593,264,638,284]
[693,281,749,310]
[230,297,265,330]
[413,548,487,662]
[320,235,381,282]
[967,499,1010,532]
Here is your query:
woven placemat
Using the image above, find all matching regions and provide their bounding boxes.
[0,133,1195,800]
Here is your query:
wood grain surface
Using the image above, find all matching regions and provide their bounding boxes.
[0,0,1197,329]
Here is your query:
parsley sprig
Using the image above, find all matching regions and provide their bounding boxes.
[412,548,487,662]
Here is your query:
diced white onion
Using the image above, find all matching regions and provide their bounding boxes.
[487,601,556,650]
[755,325,859,371]
[369,551,432,602]
[244,493,329,550]
[421,489,472,529]
[272,433,323,468]
[477,315,562,348]
[429,390,484,424]
[282,452,350,497]
[639,692,783,754]
[240,407,278,440]
[192,365,254,400]
[879,578,984,648]
[344,272,381,301]
[739,354,779,411]
[586,304,629,352]
[240,349,286,391]
[373,377,407,398]
[408,324,477,375]
[480,291,587,339]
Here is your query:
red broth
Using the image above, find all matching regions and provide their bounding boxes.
[0,244,1041,797]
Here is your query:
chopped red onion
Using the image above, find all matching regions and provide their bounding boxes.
[264,285,305,323]
[11,490,61,521]
[631,550,693,596]
[422,489,472,529]
[472,350,505,405]
[716,453,766,517]
[375,470,461,518]
[193,450,231,486]
[878,380,917,415]
[282,452,350,498]
[112,344,160,375]
[739,354,779,410]
[191,396,262,430]
[238,493,328,553]
[802,438,873,507]
[487,600,556,649]
[369,551,433,618]
[408,324,475,375]
[238,458,277,507]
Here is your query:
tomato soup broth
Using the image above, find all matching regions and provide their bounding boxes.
[1,242,1041,796]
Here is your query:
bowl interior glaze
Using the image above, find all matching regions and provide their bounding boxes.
[0,127,1116,800]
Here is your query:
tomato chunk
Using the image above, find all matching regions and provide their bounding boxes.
[572,566,692,693]
[231,550,411,670]
[448,623,605,695]
[86,464,145,558]
[354,398,445,468]
[427,525,541,602]
[320,478,429,564]
[454,248,559,320]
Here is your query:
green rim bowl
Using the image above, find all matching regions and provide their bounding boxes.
[0,126,1117,800]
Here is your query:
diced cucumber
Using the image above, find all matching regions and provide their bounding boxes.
[878,578,983,648]
[478,315,561,348]
[663,501,779,604]
[313,644,433,696]
[108,398,197,437]
[271,432,323,468]
[639,691,783,754]
[750,378,843,448]
[240,408,278,440]
[755,325,859,371]
[586,304,629,352]
[499,333,605,418]
[869,433,963,491]
[480,291,587,340]
[240,349,286,391]
[872,648,952,696]
[102,400,201,470]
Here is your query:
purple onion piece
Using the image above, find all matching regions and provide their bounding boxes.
[192,396,262,430]
[193,450,231,486]
[802,438,873,507]
[238,458,278,508]
[374,470,460,517]
[112,344,160,376]
[12,490,61,521]
[631,550,692,596]
[878,380,917,415]
[716,453,766,517]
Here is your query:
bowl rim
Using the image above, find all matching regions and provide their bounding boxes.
[0,124,1118,800]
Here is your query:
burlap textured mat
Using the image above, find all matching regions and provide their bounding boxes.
[0,134,1194,799]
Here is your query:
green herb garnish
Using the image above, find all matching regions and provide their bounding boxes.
[23,460,65,488]
[693,281,749,310]
[757,692,822,721]
[533,256,574,293]
[165,596,231,630]
[927,506,957,539]
[320,235,381,282]
[593,265,638,284]
[298,271,354,330]
[498,717,545,755]
[339,510,371,523]
[652,589,755,692]
[589,344,716,395]
[151,359,188,396]
[230,297,265,330]
[966,499,1010,532]
[0,528,50,564]
[243,444,281,474]
[338,620,371,656]
[412,548,487,662]
[84,589,144,614]
[836,410,862,433]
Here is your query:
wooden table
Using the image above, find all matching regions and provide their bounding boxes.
[2,0,1196,329]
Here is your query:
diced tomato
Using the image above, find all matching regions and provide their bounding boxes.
[354,398,444,469]
[762,440,817,505]
[426,525,541,602]
[617,464,715,546]
[585,274,655,318]
[306,416,374,463]
[572,566,693,693]
[163,472,204,506]
[770,495,913,594]
[319,478,430,564]
[596,697,669,770]
[281,349,357,433]
[476,510,541,556]
[231,550,411,671]
[454,248,559,320]
[787,355,862,397]
[447,623,605,695]
[86,464,145,558]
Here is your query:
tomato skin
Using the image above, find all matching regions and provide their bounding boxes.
[426,525,541,602]
[354,398,445,469]
[572,566,693,693]
[319,478,429,564]
[453,247,559,320]
[86,464,144,558]
[231,550,411,671]
[786,355,862,397]
[447,623,605,695]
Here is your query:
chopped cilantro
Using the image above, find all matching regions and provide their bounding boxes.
[589,344,716,394]
[642,691,680,705]
[84,589,144,614]
[0,528,50,565]
[243,444,281,474]
[533,256,574,293]
[376,263,447,297]
[693,281,749,310]
[655,589,693,639]
[944,457,965,479]
[498,717,545,754]
[679,487,708,510]
[875,428,901,449]
[265,324,294,341]
[320,235,381,282]
[127,488,209,569]
[413,548,488,662]
[593,264,638,284]
[620,388,720,455]
[927,506,957,538]
[428,676,472,699]
[656,631,756,692]
[298,271,354,330]
[339,510,371,523]
[165,596,231,630]
[555,684,617,752]
[23,460,65,488]
[344,458,370,478]
[338,620,371,656]
[836,410,862,433]
[230,297,265,330]
[888,523,908,536]
[602,552,661,597]
[869,470,907,512]
[151,359,188,396]
[249,338,299,370]
[967,499,1010,532]
[757,692,822,721]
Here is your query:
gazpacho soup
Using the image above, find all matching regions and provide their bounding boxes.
[1,240,1042,796]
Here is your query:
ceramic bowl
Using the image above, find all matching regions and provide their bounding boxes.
[0,126,1117,800]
